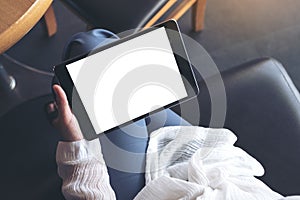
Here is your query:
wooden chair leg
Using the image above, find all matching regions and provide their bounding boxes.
[144,0,177,29]
[44,5,57,37]
[167,0,196,21]
[192,0,207,32]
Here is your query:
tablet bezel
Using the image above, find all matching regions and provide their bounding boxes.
[54,20,199,140]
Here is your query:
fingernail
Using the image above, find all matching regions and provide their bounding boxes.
[52,84,59,101]
[45,102,58,122]
[47,103,55,113]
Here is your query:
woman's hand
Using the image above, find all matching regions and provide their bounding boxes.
[46,84,83,142]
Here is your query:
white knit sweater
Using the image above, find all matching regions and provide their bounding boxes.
[56,126,300,200]
[56,139,116,199]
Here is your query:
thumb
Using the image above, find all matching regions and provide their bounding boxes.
[52,84,72,118]
[52,84,83,141]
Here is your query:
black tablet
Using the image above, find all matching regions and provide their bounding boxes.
[54,20,199,140]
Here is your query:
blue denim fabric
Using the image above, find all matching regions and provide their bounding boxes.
[62,29,191,200]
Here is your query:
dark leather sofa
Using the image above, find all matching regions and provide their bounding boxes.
[60,0,169,33]
[0,57,299,199]
[180,57,300,195]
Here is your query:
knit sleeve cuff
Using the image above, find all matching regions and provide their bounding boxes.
[56,139,105,164]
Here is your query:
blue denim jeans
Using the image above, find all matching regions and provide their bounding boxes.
[63,29,191,200]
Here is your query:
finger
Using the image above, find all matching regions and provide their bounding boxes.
[46,102,56,113]
[53,84,68,108]
[45,102,58,123]
[53,84,72,118]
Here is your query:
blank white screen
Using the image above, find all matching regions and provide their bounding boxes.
[66,27,187,134]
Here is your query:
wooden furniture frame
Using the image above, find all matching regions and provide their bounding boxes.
[44,5,57,37]
[0,0,57,54]
[59,0,207,33]
[0,0,57,96]
[144,0,207,32]
[0,0,51,53]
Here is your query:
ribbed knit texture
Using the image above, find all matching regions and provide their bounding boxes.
[56,140,116,200]
[56,127,300,200]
